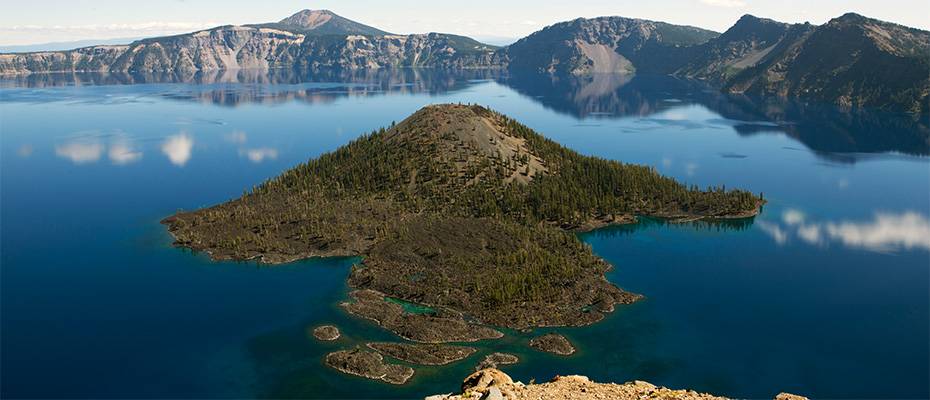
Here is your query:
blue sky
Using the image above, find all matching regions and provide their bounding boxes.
[2,0,928,46]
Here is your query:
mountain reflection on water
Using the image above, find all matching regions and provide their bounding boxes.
[4,68,927,162]
[498,72,930,160]
[0,68,503,107]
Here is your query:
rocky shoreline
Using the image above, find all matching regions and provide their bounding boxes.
[324,348,415,385]
[312,325,341,341]
[341,289,504,343]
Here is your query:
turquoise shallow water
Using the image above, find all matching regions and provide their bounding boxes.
[1,70,928,399]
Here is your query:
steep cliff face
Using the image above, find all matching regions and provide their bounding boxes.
[0,9,502,74]
[0,45,130,74]
[504,16,718,75]
[0,27,502,74]
[673,15,804,82]
[722,13,930,114]
[290,33,504,70]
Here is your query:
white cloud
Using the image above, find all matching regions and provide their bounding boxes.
[108,142,142,165]
[55,141,103,164]
[161,133,193,166]
[698,0,747,7]
[0,22,220,46]
[240,148,278,163]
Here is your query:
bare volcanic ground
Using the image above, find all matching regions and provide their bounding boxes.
[163,104,761,341]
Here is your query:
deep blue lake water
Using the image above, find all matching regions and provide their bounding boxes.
[1,70,928,399]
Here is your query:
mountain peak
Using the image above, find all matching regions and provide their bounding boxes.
[732,14,785,27]
[279,9,339,30]
[830,12,868,24]
[275,9,390,35]
[385,104,547,184]
[718,13,790,42]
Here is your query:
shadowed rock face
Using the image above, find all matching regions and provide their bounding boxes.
[504,16,719,75]
[504,13,928,114]
[721,14,930,114]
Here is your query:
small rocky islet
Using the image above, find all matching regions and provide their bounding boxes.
[529,333,576,355]
[324,348,414,385]
[474,353,520,371]
[311,325,341,341]
[163,104,761,385]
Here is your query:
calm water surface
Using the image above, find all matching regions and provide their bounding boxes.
[2,70,928,399]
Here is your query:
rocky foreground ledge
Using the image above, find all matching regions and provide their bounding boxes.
[426,369,808,400]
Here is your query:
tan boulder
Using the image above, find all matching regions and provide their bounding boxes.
[461,368,514,396]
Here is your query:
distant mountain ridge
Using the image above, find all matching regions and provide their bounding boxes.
[503,16,720,75]
[719,13,930,114]
[507,13,929,114]
[0,10,501,73]
[1,10,927,114]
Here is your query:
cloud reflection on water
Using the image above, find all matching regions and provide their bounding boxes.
[108,141,142,165]
[161,133,193,166]
[239,148,278,163]
[55,141,103,164]
[759,209,930,252]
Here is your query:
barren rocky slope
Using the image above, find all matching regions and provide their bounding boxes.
[426,369,809,400]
